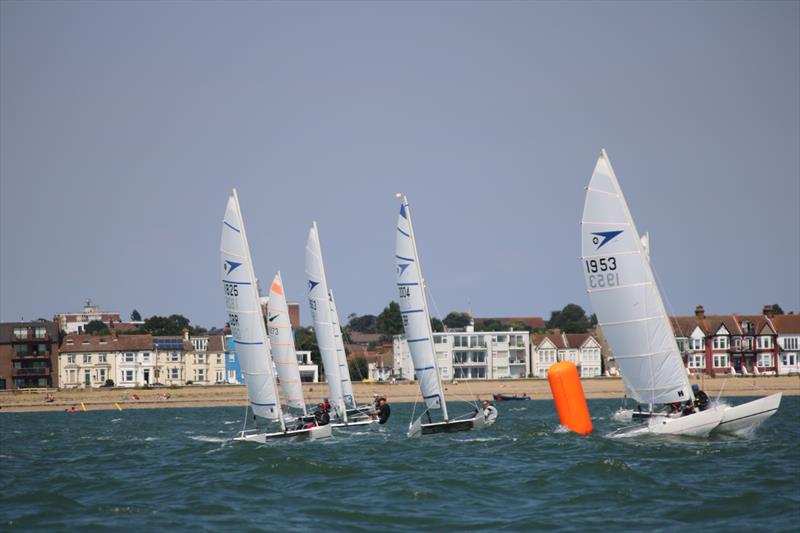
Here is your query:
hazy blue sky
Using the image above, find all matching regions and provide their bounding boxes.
[1,1,798,328]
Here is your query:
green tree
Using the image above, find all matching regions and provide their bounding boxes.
[140,314,193,336]
[84,320,110,336]
[377,301,403,337]
[770,304,785,315]
[130,309,142,321]
[349,356,368,381]
[474,319,503,331]
[294,326,322,371]
[347,314,378,333]
[546,304,593,333]
[504,320,532,332]
[443,312,471,329]
[430,317,444,332]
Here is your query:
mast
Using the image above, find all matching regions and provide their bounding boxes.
[231,189,286,432]
[400,195,449,421]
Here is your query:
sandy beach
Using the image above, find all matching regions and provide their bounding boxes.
[1,376,796,413]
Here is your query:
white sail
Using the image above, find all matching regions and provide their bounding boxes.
[329,289,355,408]
[395,197,448,415]
[220,190,281,420]
[580,150,692,406]
[305,222,346,417]
[267,272,307,414]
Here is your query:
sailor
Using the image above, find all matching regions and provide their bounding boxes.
[314,404,330,426]
[322,397,331,411]
[375,397,391,424]
[681,400,695,417]
[482,400,498,423]
[692,385,710,411]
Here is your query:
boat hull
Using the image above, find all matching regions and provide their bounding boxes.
[234,423,333,443]
[493,394,530,401]
[331,417,377,429]
[408,411,494,437]
[647,406,723,437]
[715,393,782,435]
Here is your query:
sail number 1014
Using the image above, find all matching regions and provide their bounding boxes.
[586,256,619,289]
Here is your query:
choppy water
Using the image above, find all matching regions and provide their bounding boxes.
[1,397,798,531]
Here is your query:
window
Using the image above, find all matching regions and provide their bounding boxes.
[67,369,77,383]
[439,367,449,379]
[98,369,106,382]
[733,337,742,350]
[688,354,705,368]
[216,370,224,383]
[743,337,753,350]
[785,337,799,350]
[67,355,76,364]
[691,338,704,350]
[757,353,773,367]
[98,353,107,363]
[782,353,797,366]
[195,354,207,365]
[229,354,236,362]
[35,327,47,339]
[169,352,180,362]
[713,353,729,368]
[757,336,772,349]
[216,355,223,364]
[712,336,728,350]
[194,369,207,382]
[169,368,180,380]
[142,352,150,362]
[124,353,134,362]
[434,335,447,344]
[84,354,92,364]
[13,327,27,338]
[123,370,134,382]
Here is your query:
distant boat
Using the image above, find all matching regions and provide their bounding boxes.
[581,151,724,437]
[221,190,331,442]
[493,393,530,401]
[305,222,375,428]
[395,195,496,437]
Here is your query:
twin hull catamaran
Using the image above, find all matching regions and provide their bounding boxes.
[581,151,781,437]
[221,190,331,443]
[305,222,375,428]
[395,195,496,437]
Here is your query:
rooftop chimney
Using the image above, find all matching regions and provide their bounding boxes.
[695,305,705,319]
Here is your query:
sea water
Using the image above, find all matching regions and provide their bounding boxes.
[1,397,798,531]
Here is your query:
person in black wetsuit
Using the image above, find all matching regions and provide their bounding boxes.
[313,404,330,426]
[692,384,710,411]
[375,397,391,424]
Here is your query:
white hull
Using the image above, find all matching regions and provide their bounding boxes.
[408,410,495,438]
[647,405,723,437]
[331,417,377,429]
[234,423,333,443]
[715,393,782,435]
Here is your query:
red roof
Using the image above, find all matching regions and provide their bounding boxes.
[475,316,546,330]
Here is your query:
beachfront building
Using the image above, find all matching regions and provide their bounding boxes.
[60,334,142,388]
[530,332,603,378]
[773,313,800,375]
[0,321,60,390]
[224,335,319,384]
[54,300,125,334]
[153,336,191,386]
[296,350,319,382]
[185,335,227,385]
[393,328,530,381]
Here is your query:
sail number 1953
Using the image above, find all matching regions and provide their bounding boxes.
[586,256,619,289]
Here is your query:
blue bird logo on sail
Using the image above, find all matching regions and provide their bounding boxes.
[397,263,410,276]
[308,280,319,292]
[591,230,623,249]
[224,260,242,274]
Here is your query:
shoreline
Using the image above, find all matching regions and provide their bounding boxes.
[1,376,796,413]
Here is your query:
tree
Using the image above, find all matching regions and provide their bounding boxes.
[347,314,378,333]
[294,326,322,371]
[349,356,368,381]
[377,302,403,337]
[443,312,471,329]
[140,314,193,336]
[474,319,503,331]
[546,304,593,333]
[504,320,532,332]
[430,317,444,332]
[130,309,142,321]
[770,304,785,315]
[84,320,110,336]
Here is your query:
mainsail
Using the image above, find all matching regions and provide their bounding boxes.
[580,150,692,406]
[329,289,355,408]
[305,222,346,417]
[267,272,307,414]
[395,197,448,416]
[220,190,281,420]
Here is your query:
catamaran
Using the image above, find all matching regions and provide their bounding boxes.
[305,222,375,428]
[395,194,496,437]
[581,151,725,437]
[221,190,331,442]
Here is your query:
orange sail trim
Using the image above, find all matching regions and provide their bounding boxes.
[271,282,284,295]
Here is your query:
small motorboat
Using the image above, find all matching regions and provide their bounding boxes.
[493,393,531,401]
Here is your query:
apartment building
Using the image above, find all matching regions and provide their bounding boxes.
[0,321,60,389]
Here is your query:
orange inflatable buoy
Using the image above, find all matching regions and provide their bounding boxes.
[547,361,592,435]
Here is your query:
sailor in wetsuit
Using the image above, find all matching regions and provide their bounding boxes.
[314,404,330,426]
[374,397,391,424]
[482,400,498,423]
[692,384,710,411]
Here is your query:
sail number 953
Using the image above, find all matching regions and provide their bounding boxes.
[586,257,619,289]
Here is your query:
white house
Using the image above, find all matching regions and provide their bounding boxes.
[774,314,800,375]
[530,332,603,378]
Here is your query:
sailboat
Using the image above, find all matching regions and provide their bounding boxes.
[395,194,496,437]
[581,151,724,437]
[221,190,331,442]
[305,222,375,428]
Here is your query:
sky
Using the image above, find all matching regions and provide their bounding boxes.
[1,1,798,329]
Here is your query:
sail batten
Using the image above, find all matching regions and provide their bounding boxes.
[580,152,692,406]
[220,190,281,422]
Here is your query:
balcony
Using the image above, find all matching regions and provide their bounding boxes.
[12,351,51,360]
[13,367,51,376]
[12,333,50,342]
